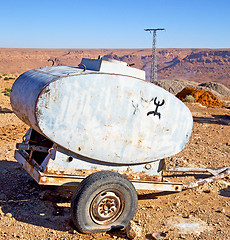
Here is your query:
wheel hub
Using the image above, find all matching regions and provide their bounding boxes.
[91,190,124,225]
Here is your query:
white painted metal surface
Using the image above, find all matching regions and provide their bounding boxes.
[81,57,145,80]
[11,58,193,165]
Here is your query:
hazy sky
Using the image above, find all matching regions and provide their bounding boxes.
[1,0,230,48]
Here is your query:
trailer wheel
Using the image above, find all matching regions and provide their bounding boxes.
[71,171,138,233]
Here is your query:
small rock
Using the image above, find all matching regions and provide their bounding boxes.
[65,226,71,231]
[152,232,167,240]
[125,221,142,239]
[5,213,12,218]
[173,202,180,206]
[179,234,186,239]
[68,229,77,234]
[203,189,211,193]
[136,219,142,225]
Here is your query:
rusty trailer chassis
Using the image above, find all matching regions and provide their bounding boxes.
[15,128,230,193]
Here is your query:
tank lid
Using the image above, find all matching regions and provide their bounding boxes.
[80,57,145,80]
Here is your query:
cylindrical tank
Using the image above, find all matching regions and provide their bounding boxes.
[11,61,193,164]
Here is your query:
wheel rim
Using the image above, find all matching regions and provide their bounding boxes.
[90,189,124,225]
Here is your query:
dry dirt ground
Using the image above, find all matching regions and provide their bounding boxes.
[0,77,230,240]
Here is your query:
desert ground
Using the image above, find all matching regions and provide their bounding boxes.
[0,49,230,239]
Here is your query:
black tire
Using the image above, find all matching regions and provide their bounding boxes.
[71,171,138,233]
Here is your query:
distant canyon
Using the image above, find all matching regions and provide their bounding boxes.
[0,48,229,88]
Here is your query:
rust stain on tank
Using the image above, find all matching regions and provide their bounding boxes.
[122,171,161,182]
[137,139,142,148]
[45,167,162,182]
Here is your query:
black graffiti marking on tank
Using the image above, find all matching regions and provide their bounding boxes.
[147,97,165,119]
[132,100,139,115]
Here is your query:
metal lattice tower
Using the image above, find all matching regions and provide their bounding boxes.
[144,28,165,82]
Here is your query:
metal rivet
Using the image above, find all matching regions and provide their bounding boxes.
[145,164,151,170]
[67,156,73,162]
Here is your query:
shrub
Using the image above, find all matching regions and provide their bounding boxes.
[225,148,230,153]
[183,95,196,103]
[2,74,7,76]
[4,77,9,80]
[2,88,11,97]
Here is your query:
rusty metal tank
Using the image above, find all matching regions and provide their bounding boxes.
[11,57,193,164]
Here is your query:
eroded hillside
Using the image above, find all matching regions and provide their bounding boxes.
[0,48,229,88]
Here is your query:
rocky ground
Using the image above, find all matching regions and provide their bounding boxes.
[0,76,230,240]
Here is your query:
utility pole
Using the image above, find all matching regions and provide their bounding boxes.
[144,28,165,82]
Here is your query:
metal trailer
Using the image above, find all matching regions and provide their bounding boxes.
[10,57,230,233]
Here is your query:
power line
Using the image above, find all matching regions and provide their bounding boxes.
[144,28,165,82]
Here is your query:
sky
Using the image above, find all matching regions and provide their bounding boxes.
[1,0,230,49]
